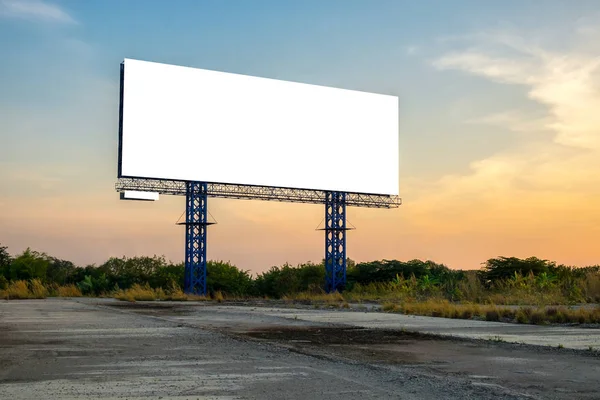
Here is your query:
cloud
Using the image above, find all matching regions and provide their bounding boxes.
[404,23,600,241]
[433,31,600,149]
[0,0,76,24]
[466,110,553,135]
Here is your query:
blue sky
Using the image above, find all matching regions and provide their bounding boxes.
[2,0,600,271]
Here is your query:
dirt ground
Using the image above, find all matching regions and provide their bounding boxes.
[1,298,599,399]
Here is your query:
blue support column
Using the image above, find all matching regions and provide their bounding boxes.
[184,182,208,295]
[325,191,347,293]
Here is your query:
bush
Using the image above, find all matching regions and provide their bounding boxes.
[115,284,158,302]
[382,302,400,312]
[485,309,500,321]
[207,261,253,297]
[3,280,30,299]
[9,249,50,281]
[57,284,82,297]
[212,291,224,302]
[515,309,528,324]
[254,262,325,298]
[29,279,47,298]
[529,311,546,325]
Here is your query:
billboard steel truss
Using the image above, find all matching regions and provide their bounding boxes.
[115,178,402,208]
[116,178,401,295]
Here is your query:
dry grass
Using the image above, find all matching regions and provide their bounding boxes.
[114,283,210,302]
[212,291,224,303]
[1,280,30,299]
[56,285,83,297]
[381,299,600,325]
[29,279,48,298]
[0,280,48,300]
[284,291,345,302]
[115,284,164,302]
[283,291,348,308]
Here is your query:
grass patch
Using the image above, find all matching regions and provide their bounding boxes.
[113,283,210,302]
[380,300,600,326]
[284,291,345,303]
[57,284,82,297]
[0,280,48,299]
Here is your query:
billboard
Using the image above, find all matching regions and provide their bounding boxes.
[119,58,399,195]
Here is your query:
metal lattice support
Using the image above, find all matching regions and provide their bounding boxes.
[115,178,401,209]
[325,192,347,293]
[184,182,209,295]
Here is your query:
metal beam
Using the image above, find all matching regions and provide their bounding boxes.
[324,192,347,293]
[115,178,401,209]
[183,182,209,295]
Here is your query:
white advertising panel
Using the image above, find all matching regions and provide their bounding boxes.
[120,191,159,201]
[119,58,399,195]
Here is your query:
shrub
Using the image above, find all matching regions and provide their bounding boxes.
[4,280,31,299]
[164,282,187,301]
[382,302,400,312]
[529,311,546,325]
[115,284,157,302]
[515,309,528,324]
[57,284,83,297]
[499,308,516,320]
[485,309,500,322]
[6,281,30,299]
[29,279,48,298]
[213,291,224,303]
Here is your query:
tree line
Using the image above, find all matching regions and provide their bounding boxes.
[0,243,598,302]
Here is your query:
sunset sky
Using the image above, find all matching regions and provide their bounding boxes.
[2,0,600,274]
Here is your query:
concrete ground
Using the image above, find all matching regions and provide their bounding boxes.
[0,298,599,399]
[205,304,600,350]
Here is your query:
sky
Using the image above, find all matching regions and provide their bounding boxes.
[1,0,600,273]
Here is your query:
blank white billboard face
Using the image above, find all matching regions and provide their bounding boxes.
[119,59,399,195]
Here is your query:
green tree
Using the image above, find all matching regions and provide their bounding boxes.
[46,258,78,285]
[347,259,453,285]
[100,255,169,289]
[9,248,50,281]
[254,261,326,298]
[207,261,253,296]
[479,256,556,284]
[0,244,11,280]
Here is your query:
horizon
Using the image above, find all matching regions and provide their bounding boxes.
[2,0,600,274]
